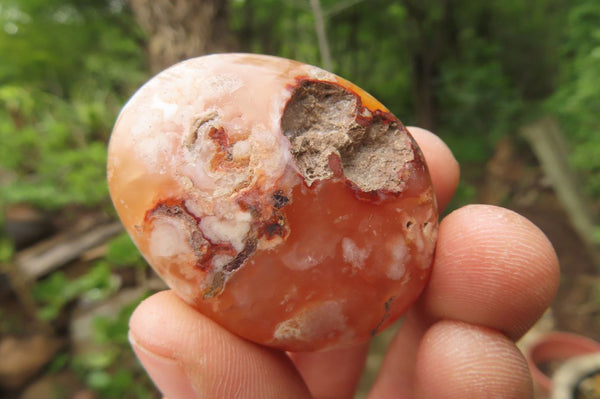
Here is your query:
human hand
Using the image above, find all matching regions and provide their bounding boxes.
[128,127,559,399]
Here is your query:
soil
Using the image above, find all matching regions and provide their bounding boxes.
[517,195,600,342]
[478,136,600,342]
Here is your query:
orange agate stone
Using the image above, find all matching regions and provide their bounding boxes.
[108,54,438,352]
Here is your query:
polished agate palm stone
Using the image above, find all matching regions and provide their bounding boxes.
[108,54,438,352]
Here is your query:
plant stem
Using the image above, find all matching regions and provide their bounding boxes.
[310,0,333,71]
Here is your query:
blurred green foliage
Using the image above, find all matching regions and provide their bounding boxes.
[32,232,146,321]
[31,231,152,397]
[105,232,145,268]
[32,262,121,321]
[0,0,146,210]
[546,0,600,197]
[73,298,154,399]
[232,0,567,162]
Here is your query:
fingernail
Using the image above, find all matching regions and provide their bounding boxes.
[129,332,198,399]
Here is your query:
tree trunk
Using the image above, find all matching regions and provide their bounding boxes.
[404,0,451,131]
[412,53,436,130]
[129,0,237,73]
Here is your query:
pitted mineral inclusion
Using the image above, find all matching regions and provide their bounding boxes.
[107,53,438,352]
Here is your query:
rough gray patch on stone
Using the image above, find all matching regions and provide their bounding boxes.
[281,81,414,192]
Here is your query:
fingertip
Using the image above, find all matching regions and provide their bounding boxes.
[128,291,204,399]
[129,330,200,399]
[407,126,460,211]
[129,290,191,358]
[415,320,533,399]
[426,205,560,339]
[289,343,369,399]
[129,290,310,399]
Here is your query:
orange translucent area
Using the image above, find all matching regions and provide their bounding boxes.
[333,76,390,113]
[107,54,439,352]
[191,169,436,351]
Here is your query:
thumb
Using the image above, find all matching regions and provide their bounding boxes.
[129,290,311,399]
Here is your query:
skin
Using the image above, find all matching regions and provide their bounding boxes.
[128,127,560,399]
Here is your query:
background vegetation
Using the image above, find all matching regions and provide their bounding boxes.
[0,0,598,397]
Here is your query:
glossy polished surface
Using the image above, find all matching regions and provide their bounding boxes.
[108,54,438,351]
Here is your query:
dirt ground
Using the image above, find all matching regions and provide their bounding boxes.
[518,196,600,342]
[479,137,600,342]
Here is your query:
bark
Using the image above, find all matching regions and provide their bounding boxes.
[129,0,237,73]
[404,0,451,130]
[412,53,436,131]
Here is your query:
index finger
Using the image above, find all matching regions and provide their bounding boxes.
[407,126,460,211]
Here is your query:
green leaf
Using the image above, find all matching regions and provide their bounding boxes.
[105,233,144,267]
[92,296,146,345]
[86,370,112,391]
[0,237,14,263]
[33,262,120,321]
[80,350,119,370]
